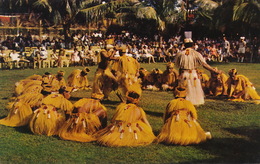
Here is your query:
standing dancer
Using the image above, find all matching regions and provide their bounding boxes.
[174,33,220,105]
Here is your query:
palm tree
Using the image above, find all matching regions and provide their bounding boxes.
[33,0,120,47]
[233,0,260,27]
[212,0,259,37]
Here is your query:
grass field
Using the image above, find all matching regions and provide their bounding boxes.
[0,62,260,163]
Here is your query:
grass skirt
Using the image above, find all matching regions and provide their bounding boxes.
[42,94,74,115]
[157,98,209,145]
[0,102,32,127]
[96,103,155,147]
[67,69,90,90]
[180,70,204,105]
[29,105,65,136]
[59,112,101,142]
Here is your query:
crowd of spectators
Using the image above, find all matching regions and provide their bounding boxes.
[0,30,259,69]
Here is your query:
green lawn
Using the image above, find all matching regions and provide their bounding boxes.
[0,62,260,163]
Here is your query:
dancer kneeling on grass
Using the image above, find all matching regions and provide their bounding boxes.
[157,86,212,145]
[67,67,91,91]
[96,87,156,147]
[227,68,260,103]
[29,87,74,136]
[59,94,107,142]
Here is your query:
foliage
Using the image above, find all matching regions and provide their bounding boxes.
[0,62,260,163]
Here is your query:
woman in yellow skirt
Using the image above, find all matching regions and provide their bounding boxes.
[29,87,73,136]
[96,86,156,147]
[0,101,33,127]
[157,86,212,145]
[227,69,260,103]
[15,74,43,96]
[67,67,91,90]
[0,78,44,127]
[59,94,107,142]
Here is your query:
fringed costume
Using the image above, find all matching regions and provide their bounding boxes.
[92,49,118,100]
[209,70,228,97]
[227,69,260,102]
[0,101,33,127]
[161,62,179,91]
[112,47,140,102]
[7,92,43,110]
[157,87,211,145]
[59,98,107,142]
[42,93,74,115]
[29,104,65,136]
[15,79,43,96]
[96,89,155,147]
[175,46,220,105]
[67,68,91,90]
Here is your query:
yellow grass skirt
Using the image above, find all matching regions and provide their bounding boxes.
[59,112,101,142]
[67,69,90,90]
[42,94,74,115]
[0,102,32,127]
[96,103,155,147]
[157,98,209,145]
[29,105,65,136]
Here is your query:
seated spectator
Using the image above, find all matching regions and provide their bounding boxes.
[40,46,48,60]
[9,50,21,68]
[141,45,156,64]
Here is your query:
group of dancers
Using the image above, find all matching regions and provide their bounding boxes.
[1,38,259,147]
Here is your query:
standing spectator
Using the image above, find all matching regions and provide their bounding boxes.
[251,37,259,63]
[222,36,230,62]
[237,37,246,62]
[71,48,81,66]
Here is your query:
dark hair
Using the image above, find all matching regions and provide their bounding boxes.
[128,92,140,99]
[184,42,194,48]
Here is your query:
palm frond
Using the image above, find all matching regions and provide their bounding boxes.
[195,0,219,10]
[233,0,260,24]
[33,0,52,13]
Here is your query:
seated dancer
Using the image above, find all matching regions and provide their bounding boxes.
[49,70,67,93]
[196,69,210,95]
[0,75,44,127]
[157,86,212,145]
[29,87,74,136]
[59,94,107,142]
[42,72,53,86]
[139,68,162,91]
[14,74,43,96]
[67,67,91,91]
[96,86,156,147]
[227,69,260,102]
[208,67,228,97]
[0,101,33,127]
[161,62,179,91]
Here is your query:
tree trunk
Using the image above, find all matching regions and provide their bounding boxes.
[63,23,71,49]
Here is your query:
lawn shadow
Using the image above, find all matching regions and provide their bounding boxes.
[144,110,163,118]
[14,125,32,134]
[187,126,260,163]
